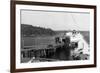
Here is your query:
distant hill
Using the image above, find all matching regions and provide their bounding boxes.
[21,24,56,37]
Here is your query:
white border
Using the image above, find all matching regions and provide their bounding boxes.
[16,4,94,69]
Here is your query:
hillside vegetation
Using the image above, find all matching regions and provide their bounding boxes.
[21,24,56,36]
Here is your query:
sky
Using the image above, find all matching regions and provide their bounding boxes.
[21,10,90,31]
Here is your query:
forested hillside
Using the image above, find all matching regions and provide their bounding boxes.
[21,24,56,36]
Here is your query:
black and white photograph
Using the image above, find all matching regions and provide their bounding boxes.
[11,1,96,72]
[21,10,90,63]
